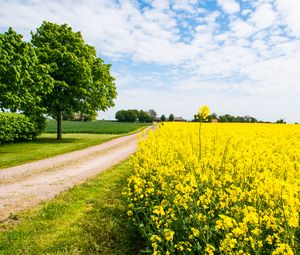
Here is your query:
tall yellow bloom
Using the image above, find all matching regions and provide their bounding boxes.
[198,105,210,120]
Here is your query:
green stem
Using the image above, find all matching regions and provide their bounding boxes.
[199,117,202,160]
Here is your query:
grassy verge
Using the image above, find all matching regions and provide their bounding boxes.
[0,160,144,254]
[0,134,118,169]
[44,120,150,134]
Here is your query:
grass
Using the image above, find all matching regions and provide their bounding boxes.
[0,160,144,254]
[44,120,150,134]
[0,133,119,169]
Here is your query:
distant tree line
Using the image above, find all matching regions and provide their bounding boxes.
[160,114,174,121]
[193,113,271,123]
[115,109,157,123]
[218,114,259,123]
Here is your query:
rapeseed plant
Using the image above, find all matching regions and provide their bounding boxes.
[126,122,300,254]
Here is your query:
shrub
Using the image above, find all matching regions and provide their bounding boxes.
[0,113,40,143]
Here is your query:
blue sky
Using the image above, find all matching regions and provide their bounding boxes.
[1,0,300,122]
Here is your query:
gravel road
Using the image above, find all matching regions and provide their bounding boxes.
[0,131,145,221]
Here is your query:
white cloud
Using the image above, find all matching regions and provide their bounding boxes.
[275,0,300,37]
[230,18,255,37]
[217,0,240,14]
[151,0,170,11]
[249,3,278,30]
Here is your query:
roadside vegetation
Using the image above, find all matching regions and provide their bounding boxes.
[44,120,150,134]
[0,160,144,254]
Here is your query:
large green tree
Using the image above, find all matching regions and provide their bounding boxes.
[0,28,53,131]
[31,21,117,139]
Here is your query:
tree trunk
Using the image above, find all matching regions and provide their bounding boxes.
[57,111,62,140]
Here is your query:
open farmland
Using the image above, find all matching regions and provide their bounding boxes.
[126,123,300,254]
[44,120,150,134]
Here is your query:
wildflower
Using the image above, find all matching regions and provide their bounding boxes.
[205,244,215,255]
[163,228,175,241]
[198,105,210,120]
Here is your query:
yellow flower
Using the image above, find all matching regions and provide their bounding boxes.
[272,243,294,255]
[205,244,215,255]
[163,228,175,241]
[198,105,210,120]
[191,227,200,237]
[126,122,300,254]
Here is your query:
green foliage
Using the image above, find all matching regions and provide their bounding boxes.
[160,115,166,121]
[148,109,157,121]
[276,118,286,124]
[0,28,53,126]
[115,110,127,122]
[44,120,149,134]
[115,109,153,123]
[0,113,39,143]
[218,114,258,123]
[31,21,117,138]
[126,110,138,122]
[0,161,144,254]
[193,112,263,123]
[139,110,152,123]
[31,21,117,114]
[168,113,174,121]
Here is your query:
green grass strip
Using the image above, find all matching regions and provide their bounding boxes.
[44,120,150,134]
[0,160,144,254]
[0,134,118,169]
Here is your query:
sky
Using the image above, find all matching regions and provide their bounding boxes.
[1,0,300,122]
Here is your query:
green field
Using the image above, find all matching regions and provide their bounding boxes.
[1,120,150,169]
[44,120,150,134]
[0,134,119,169]
[0,160,144,254]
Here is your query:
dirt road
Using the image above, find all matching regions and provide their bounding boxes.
[0,131,145,221]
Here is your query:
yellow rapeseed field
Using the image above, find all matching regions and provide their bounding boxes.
[126,122,300,255]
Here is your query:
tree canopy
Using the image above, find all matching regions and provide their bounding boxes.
[31,21,117,139]
[168,114,174,121]
[148,109,157,121]
[0,27,53,130]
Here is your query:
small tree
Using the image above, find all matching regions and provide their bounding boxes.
[276,118,286,124]
[168,114,174,121]
[125,110,138,122]
[148,109,157,121]
[139,110,151,123]
[160,115,166,121]
[115,110,126,122]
